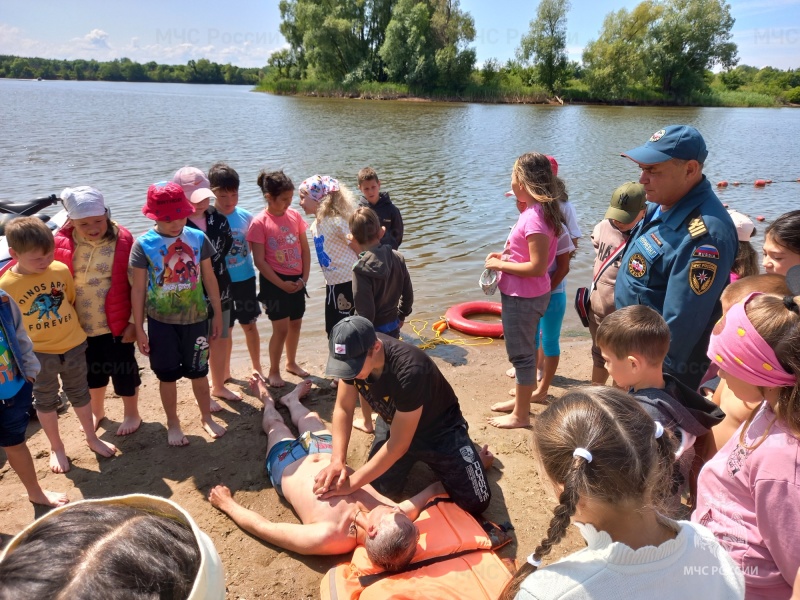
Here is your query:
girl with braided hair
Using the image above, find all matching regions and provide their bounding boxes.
[501,387,743,600]
[694,292,800,599]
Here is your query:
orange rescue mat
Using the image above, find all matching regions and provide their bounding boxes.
[320,497,513,600]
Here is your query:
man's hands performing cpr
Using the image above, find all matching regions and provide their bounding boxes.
[313,459,351,498]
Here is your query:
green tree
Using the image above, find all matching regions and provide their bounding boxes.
[517,0,571,94]
[582,2,660,99]
[646,0,737,97]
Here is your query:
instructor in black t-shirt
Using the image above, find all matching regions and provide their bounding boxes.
[313,316,492,515]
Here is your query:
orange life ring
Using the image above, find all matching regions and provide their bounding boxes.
[444,301,503,338]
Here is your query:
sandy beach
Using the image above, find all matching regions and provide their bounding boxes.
[0,325,592,598]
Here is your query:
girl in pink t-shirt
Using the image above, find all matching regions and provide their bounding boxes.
[694,292,800,599]
[484,152,561,429]
[246,170,310,388]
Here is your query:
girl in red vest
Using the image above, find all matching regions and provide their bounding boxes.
[54,187,141,436]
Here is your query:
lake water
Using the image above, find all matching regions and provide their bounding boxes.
[2,79,799,365]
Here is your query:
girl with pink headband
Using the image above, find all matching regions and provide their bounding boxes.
[694,291,800,599]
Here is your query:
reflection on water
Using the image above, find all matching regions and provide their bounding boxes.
[2,80,798,364]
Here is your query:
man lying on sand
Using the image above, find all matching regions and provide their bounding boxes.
[209,375,444,571]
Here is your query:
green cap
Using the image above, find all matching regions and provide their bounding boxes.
[604,182,647,224]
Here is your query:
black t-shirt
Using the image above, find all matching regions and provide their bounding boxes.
[345,335,461,436]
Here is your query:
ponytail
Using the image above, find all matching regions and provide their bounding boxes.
[499,460,584,600]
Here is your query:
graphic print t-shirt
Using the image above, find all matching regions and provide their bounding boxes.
[0,262,87,354]
[246,208,308,276]
[223,207,256,283]
[310,215,358,286]
[129,227,213,325]
[0,320,23,399]
[344,335,460,437]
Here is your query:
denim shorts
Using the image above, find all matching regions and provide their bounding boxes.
[0,381,34,447]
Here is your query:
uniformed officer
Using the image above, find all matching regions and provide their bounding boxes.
[615,125,737,390]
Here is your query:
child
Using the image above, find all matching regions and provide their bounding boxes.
[54,186,141,436]
[348,206,414,433]
[0,217,117,473]
[728,210,759,281]
[763,209,800,276]
[694,291,800,598]
[246,169,310,388]
[0,287,69,508]
[208,162,264,381]
[596,305,723,511]
[485,152,560,429]
[588,182,646,385]
[130,182,226,446]
[357,167,404,250]
[698,274,790,461]
[499,387,744,600]
[298,175,358,335]
[173,167,236,404]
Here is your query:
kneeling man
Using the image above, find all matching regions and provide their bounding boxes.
[209,375,441,571]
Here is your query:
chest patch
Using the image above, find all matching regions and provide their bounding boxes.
[693,244,720,260]
[690,261,718,295]
[635,234,662,260]
[628,253,647,278]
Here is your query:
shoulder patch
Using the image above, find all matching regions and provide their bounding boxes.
[689,261,718,295]
[628,253,647,278]
[687,216,708,239]
[693,244,720,260]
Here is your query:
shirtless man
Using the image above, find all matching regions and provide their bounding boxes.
[208,375,442,571]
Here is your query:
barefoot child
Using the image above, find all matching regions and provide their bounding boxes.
[694,292,800,598]
[0,287,69,508]
[500,387,743,600]
[208,163,264,381]
[0,217,117,472]
[54,186,141,436]
[130,182,226,445]
[485,152,560,429]
[247,170,310,388]
[173,166,236,405]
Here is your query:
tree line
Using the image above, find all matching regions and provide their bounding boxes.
[268,0,800,105]
[0,56,263,85]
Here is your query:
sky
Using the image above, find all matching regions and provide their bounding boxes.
[1,0,798,70]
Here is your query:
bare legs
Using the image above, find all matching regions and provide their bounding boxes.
[159,377,226,446]
[89,386,142,436]
[210,331,242,402]
[248,374,315,454]
[39,404,117,473]
[240,321,264,379]
[592,365,609,386]
[4,442,69,507]
[267,318,308,387]
[489,383,535,428]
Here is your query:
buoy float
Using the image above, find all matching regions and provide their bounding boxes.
[432,319,448,333]
[717,181,728,188]
[754,179,767,187]
[756,216,766,222]
[444,302,503,338]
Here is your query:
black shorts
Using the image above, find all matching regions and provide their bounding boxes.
[86,333,141,397]
[369,408,492,516]
[257,273,306,322]
[325,281,354,336]
[147,317,210,382]
[230,277,261,326]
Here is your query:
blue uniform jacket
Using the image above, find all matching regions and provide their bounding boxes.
[615,176,737,385]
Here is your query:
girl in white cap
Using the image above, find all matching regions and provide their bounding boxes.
[54,187,141,436]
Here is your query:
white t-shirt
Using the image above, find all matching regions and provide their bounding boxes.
[516,519,744,600]
[560,201,582,241]
[309,215,358,286]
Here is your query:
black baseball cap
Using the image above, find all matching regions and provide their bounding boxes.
[326,316,377,379]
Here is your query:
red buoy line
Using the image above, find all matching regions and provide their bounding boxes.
[717,179,800,188]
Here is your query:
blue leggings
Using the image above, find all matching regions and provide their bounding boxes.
[535,292,567,357]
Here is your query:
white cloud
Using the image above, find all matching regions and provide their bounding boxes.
[0,23,285,67]
[733,26,800,69]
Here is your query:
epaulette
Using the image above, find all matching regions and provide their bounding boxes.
[687,210,708,239]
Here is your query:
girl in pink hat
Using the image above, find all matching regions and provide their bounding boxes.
[694,292,800,599]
